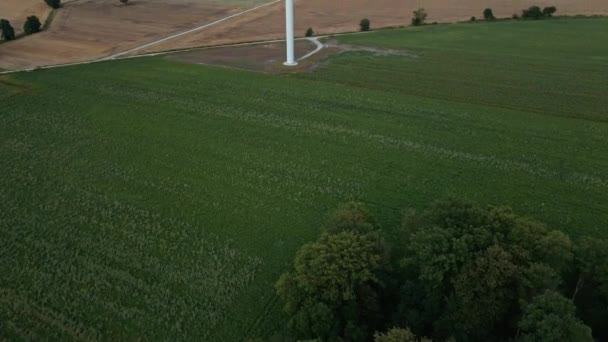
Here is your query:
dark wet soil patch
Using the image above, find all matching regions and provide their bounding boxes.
[165,40,316,72]
[163,39,415,73]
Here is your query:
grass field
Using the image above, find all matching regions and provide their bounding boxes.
[1,18,607,340]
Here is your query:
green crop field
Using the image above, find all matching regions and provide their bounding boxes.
[1,18,607,340]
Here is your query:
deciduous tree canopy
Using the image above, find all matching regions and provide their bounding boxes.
[276,199,606,341]
[0,19,16,41]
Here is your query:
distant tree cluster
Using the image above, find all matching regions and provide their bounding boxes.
[0,15,42,41]
[24,16,42,35]
[44,0,61,9]
[411,8,427,26]
[0,19,16,41]
[360,18,370,32]
[522,5,557,19]
[276,199,608,341]
[483,8,495,20]
[542,6,557,17]
[477,5,556,22]
[1,0,64,42]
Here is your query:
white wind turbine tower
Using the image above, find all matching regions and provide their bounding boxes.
[284,0,297,66]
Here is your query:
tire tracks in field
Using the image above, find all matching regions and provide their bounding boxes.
[195,104,608,190]
[101,0,282,60]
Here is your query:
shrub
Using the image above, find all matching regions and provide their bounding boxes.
[483,8,495,20]
[305,27,314,37]
[571,238,608,340]
[522,6,543,19]
[23,16,42,35]
[0,19,16,41]
[543,6,557,17]
[360,18,370,32]
[470,16,476,22]
[411,8,427,26]
[512,13,520,20]
[120,0,129,5]
[44,0,61,9]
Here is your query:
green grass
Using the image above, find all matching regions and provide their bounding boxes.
[325,18,608,122]
[1,18,607,340]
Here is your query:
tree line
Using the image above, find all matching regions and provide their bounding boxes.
[0,0,59,42]
[355,4,558,33]
[0,16,41,41]
[2,0,130,42]
[275,200,607,341]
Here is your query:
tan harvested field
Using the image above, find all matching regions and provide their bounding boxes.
[0,0,52,35]
[1,0,607,70]
[140,0,608,54]
[0,0,244,71]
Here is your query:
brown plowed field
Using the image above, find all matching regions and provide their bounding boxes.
[139,0,608,54]
[0,0,243,71]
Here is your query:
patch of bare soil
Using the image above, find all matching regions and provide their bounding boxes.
[141,0,608,54]
[296,39,418,72]
[165,39,315,72]
[0,0,242,71]
[163,38,414,73]
[325,40,417,57]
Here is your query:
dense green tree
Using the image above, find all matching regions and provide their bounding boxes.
[360,18,370,32]
[395,199,574,340]
[0,19,16,41]
[571,238,608,340]
[507,217,573,274]
[276,231,388,341]
[324,201,378,234]
[483,8,495,20]
[451,245,519,339]
[411,8,427,26]
[374,327,430,342]
[522,6,543,19]
[44,0,61,9]
[518,291,593,341]
[542,6,557,17]
[23,16,42,35]
[277,200,606,341]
